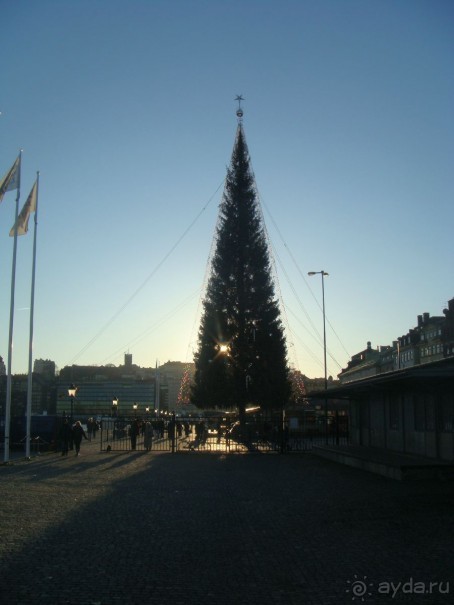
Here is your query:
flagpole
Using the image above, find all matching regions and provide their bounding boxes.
[155,359,160,412]
[25,172,39,459]
[4,151,22,463]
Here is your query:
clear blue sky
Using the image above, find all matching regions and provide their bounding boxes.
[1,0,453,380]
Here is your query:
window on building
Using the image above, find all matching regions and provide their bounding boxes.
[440,395,453,432]
[361,402,370,428]
[414,396,425,431]
[425,397,435,431]
[389,397,400,430]
[350,401,360,427]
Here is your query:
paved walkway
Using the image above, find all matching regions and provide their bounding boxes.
[0,439,453,605]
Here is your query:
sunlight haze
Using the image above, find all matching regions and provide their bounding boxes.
[1,1,453,379]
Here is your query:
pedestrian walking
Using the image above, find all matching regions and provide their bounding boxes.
[144,421,153,451]
[130,418,140,450]
[167,417,176,449]
[72,421,88,456]
[87,418,94,440]
[59,418,72,456]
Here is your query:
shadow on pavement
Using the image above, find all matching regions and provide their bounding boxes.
[0,448,453,605]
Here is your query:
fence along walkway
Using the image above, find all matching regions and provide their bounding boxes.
[100,415,349,454]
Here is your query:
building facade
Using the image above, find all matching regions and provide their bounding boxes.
[442,298,454,357]
[313,357,454,462]
[55,357,196,416]
[0,373,58,418]
[2,352,198,429]
[338,299,454,383]
[159,361,195,411]
[56,379,156,417]
[348,358,454,461]
[33,358,56,379]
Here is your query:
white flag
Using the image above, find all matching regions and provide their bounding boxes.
[0,155,21,204]
[10,180,37,236]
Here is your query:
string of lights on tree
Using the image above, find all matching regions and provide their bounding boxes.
[177,365,192,405]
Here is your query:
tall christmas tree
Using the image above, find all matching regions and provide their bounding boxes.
[191,102,291,419]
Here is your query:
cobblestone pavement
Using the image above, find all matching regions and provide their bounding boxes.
[0,439,453,605]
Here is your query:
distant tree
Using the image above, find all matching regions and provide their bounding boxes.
[191,123,291,419]
[289,369,307,406]
[177,365,193,405]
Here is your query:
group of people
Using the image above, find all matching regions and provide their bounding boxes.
[59,419,88,457]
[127,418,196,450]
[129,419,163,451]
[86,417,100,440]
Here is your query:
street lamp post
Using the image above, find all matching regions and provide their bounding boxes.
[68,384,77,424]
[110,396,119,443]
[133,403,138,416]
[308,271,329,444]
[68,384,77,450]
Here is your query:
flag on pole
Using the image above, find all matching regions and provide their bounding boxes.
[0,155,21,204]
[9,180,37,236]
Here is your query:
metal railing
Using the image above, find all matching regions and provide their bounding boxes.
[100,414,349,454]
